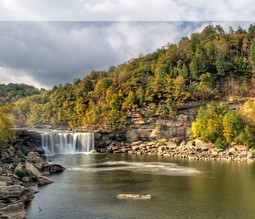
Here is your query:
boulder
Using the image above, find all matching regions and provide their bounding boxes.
[38,176,54,186]
[20,188,38,203]
[149,129,161,139]
[0,181,7,186]
[21,176,31,183]
[26,152,42,163]
[0,176,13,186]
[166,141,177,149]
[158,146,165,152]
[99,148,106,153]
[25,162,41,179]
[0,202,26,219]
[34,162,44,170]
[0,185,24,199]
[139,143,146,148]
[234,145,246,151]
[163,154,171,157]
[147,142,154,146]
[116,194,151,200]
[35,146,45,155]
[195,139,209,147]
[131,141,142,146]
[132,146,140,151]
[41,164,65,174]
[14,163,23,175]
[201,146,209,152]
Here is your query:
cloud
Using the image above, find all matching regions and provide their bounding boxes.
[0,65,44,88]
[104,22,191,60]
[0,22,121,88]
[0,1,253,89]
[0,0,254,21]
[0,21,252,89]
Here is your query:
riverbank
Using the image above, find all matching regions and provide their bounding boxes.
[103,139,255,162]
[18,128,255,162]
[0,146,64,219]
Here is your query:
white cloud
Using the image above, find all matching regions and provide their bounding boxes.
[0,0,254,21]
[104,22,188,60]
[0,21,252,88]
[0,65,46,88]
[0,22,122,88]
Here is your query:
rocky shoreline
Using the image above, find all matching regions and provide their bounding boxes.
[0,133,64,219]
[103,138,255,162]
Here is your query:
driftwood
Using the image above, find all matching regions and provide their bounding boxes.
[116,194,151,200]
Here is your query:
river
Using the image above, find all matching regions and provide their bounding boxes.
[26,154,255,219]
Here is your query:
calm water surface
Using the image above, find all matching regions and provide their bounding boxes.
[26,154,255,219]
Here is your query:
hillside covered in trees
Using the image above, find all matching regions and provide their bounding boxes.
[11,24,255,130]
[0,83,43,103]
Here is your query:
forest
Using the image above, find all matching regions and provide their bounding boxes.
[2,24,255,148]
[0,83,43,103]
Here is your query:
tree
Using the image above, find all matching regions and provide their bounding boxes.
[197,72,214,100]
[189,45,209,80]
[215,137,224,149]
[248,23,255,38]
[0,104,13,154]
[238,126,255,148]
[223,111,243,143]
[192,102,228,142]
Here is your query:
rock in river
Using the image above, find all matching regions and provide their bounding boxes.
[116,194,151,200]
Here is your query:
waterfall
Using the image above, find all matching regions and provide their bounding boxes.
[41,132,95,156]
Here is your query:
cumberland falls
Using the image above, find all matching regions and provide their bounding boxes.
[41,132,95,155]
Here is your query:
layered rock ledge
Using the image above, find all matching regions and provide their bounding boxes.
[0,152,64,219]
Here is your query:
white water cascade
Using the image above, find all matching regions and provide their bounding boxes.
[41,132,95,156]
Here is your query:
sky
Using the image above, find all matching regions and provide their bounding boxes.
[0,0,254,89]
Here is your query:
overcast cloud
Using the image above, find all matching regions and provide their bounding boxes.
[0,1,253,88]
[0,0,255,21]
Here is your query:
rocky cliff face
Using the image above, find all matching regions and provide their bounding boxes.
[14,104,198,151]
[95,104,199,149]
[125,108,196,142]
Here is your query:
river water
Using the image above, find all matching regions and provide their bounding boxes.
[26,154,255,219]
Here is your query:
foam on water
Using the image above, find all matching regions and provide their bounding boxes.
[68,161,201,176]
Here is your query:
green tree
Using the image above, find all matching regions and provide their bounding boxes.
[189,45,209,80]
[215,137,224,149]
[223,111,244,143]
[191,102,228,142]
[238,126,255,148]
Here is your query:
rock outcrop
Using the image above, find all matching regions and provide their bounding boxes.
[0,150,64,219]
[116,194,151,200]
[0,202,26,219]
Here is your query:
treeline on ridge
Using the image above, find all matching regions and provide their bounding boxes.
[12,24,255,129]
[0,83,43,103]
